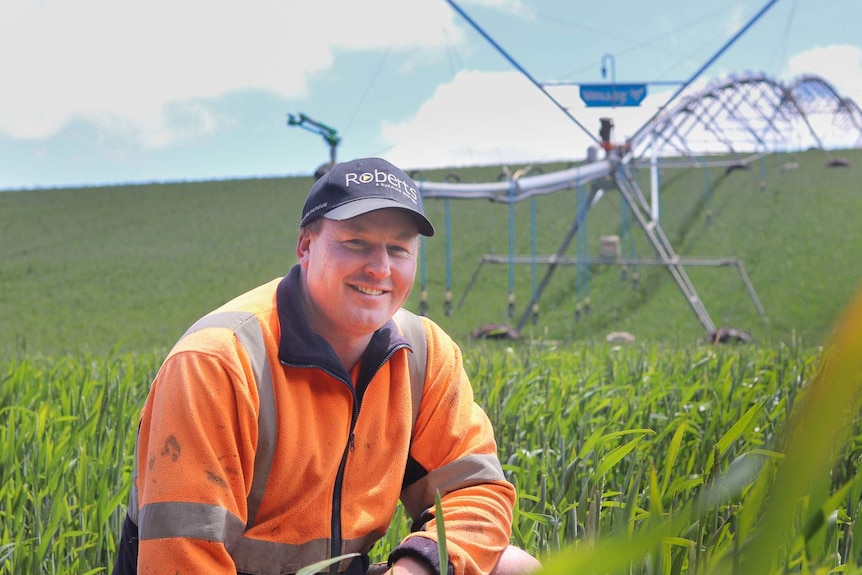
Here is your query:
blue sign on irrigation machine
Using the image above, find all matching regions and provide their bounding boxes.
[579,83,647,107]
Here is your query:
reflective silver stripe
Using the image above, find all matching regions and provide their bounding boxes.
[181,311,277,529]
[140,500,384,574]
[394,308,427,434]
[139,501,245,543]
[400,453,506,519]
[234,537,329,574]
[232,528,385,574]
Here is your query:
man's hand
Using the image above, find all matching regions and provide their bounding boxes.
[389,555,434,575]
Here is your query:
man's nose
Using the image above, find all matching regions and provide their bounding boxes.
[364,244,391,276]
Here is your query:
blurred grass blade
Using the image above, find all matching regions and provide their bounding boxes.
[739,287,862,574]
[435,490,448,575]
[295,553,359,575]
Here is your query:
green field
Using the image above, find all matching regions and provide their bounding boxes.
[1,148,860,357]
[1,149,862,573]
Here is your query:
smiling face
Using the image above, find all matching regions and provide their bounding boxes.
[296,208,420,346]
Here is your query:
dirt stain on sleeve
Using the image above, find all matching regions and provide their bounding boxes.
[160,435,181,461]
[205,470,229,488]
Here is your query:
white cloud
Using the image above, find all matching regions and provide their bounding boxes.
[382,70,579,170]
[462,0,535,19]
[724,3,747,36]
[381,69,678,171]
[0,0,463,145]
[784,44,862,105]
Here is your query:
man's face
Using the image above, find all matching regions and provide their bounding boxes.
[297,208,419,341]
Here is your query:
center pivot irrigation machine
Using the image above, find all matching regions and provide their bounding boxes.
[401,0,862,340]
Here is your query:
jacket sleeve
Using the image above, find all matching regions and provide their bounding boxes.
[133,332,260,574]
[395,320,516,575]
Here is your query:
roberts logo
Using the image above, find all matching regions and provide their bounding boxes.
[345,169,419,204]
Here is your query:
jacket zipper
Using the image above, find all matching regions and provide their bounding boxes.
[286,345,409,574]
[329,378,357,575]
[280,361,354,574]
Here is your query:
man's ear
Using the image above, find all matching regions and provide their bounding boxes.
[296,228,312,266]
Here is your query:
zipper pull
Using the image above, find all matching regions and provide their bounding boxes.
[348,432,356,452]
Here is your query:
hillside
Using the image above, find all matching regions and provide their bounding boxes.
[0,148,860,357]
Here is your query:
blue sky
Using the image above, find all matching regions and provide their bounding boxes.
[1,0,860,190]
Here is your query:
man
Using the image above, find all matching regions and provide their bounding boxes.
[112,157,540,575]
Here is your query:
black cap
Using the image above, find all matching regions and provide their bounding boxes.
[300,157,434,236]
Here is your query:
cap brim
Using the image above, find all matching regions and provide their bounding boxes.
[324,198,435,236]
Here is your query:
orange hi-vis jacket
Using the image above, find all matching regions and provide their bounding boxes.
[113,265,515,575]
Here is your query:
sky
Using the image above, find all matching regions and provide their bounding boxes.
[1,0,860,190]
